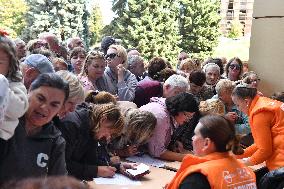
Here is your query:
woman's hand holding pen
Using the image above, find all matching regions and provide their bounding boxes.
[97,166,117,177]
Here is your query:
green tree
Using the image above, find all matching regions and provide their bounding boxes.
[89,4,104,46]
[0,0,27,38]
[110,0,181,63]
[22,0,89,44]
[227,19,243,39]
[179,0,221,59]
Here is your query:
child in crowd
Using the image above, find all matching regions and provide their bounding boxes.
[69,47,86,75]
[0,30,28,140]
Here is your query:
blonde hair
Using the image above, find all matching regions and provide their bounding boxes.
[124,109,156,145]
[199,99,225,115]
[180,58,198,72]
[80,50,105,77]
[215,79,236,95]
[109,44,128,67]
[56,70,85,101]
[89,103,124,138]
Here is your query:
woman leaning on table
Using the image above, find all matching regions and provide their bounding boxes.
[58,102,135,181]
[231,84,284,171]
[166,114,256,189]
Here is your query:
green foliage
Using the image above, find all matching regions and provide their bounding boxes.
[0,0,27,38]
[179,0,221,58]
[22,0,89,44]
[111,0,181,64]
[227,19,243,39]
[89,4,104,45]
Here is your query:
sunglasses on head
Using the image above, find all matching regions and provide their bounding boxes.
[105,53,118,59]
[229,64,240,70]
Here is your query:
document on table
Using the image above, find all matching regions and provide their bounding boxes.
[94,174,142,185]
[126,154,165,168]
[126,163,150,176]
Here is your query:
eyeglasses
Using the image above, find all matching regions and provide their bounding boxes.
[105,53,118,59]
[229,64,240,70]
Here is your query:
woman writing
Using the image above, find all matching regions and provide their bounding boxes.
[58,102,134,180]
[166,114,256,189]
[232,85,284,171]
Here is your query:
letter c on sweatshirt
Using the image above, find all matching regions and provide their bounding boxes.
[37,153,49,168]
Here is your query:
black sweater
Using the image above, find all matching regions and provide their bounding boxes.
[55,103,109,180]
[0,116,66,184]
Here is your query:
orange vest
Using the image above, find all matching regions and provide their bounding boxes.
[249,95,284,170]
[167,152,256,189]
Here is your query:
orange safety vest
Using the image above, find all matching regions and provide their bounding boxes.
[167,152,256,189]
[249,95,284,170]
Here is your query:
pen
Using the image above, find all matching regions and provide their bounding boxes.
[104,156,110,166]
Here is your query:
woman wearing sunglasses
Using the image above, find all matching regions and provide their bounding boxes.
[96,45,137,101]
[225,57,243,82]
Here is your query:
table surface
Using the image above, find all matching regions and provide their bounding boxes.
[88,166,176,189]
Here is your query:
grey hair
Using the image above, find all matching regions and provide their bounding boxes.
[38,32,59,43]
[203,63,220,75]
[56,70,85,101]
[14,38,25,45]
[127,55,143,69]
[164,74,188,90]
[215,79,236,95]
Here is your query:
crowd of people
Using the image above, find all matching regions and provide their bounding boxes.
[0,29,284,189]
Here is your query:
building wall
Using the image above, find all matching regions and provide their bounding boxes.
[220,0,254,37]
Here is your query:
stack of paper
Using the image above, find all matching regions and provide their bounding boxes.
[126,154,165,168]
[94,174,142,186]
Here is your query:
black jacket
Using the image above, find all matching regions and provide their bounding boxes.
[0,116,66,183]
[55,103,109,180]
[259,167,284,189]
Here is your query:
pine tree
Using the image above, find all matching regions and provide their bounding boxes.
[0,0,27,38]
[179,0,221,59]
[89,4,104,46]
[111,0,181,64]
[22,0,89,43]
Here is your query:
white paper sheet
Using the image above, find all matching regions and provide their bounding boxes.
[126,163,149,176]
[94,174,142,185]
[126,154,165,168]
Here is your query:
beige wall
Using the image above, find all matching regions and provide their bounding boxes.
[249,1,284,96]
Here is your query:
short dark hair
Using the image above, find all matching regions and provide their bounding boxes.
[188,70,206,87]
[30,73,70,102]
[147,57,167,80]
[166,92,199,116]
[68,47,86,60]
[232,86,257,100]
[199,114,243,155]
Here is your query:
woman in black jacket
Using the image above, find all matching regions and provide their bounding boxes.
[58,102,130,180]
